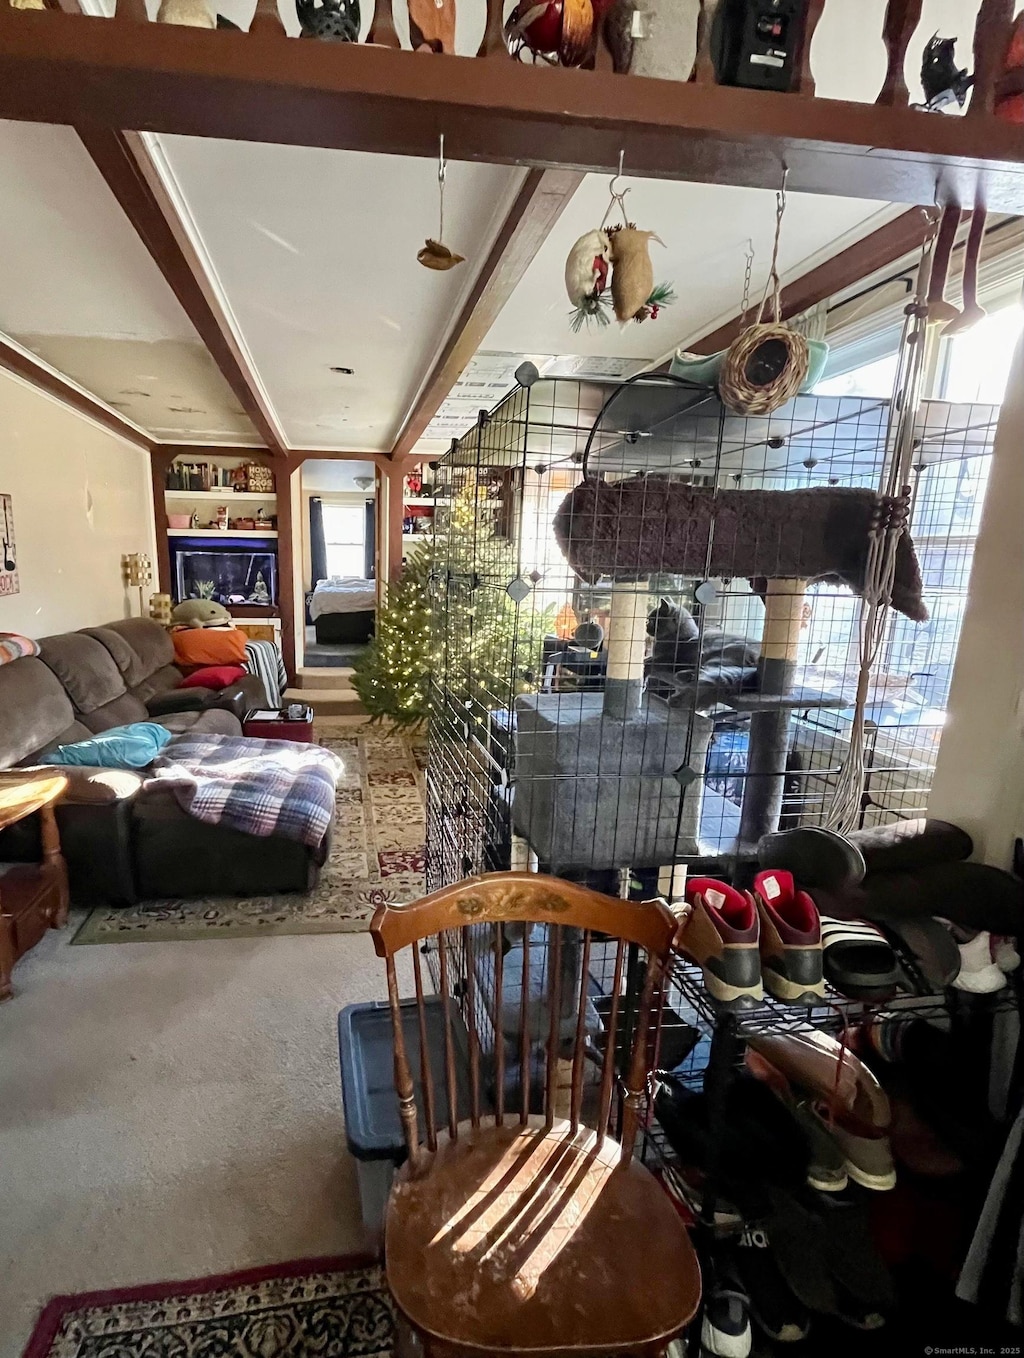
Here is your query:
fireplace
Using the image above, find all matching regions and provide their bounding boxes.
[170,537,278,607]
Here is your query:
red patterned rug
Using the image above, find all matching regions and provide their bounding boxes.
[22,1256,395,1358]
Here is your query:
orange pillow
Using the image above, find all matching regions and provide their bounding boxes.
[172,627,248,669]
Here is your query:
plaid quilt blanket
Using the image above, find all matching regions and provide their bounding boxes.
[148,734,343,849]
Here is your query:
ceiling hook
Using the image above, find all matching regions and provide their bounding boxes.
[608,148,625,199]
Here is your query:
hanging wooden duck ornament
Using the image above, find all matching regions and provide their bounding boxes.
[565,229,612,331]
[565,162,674,329]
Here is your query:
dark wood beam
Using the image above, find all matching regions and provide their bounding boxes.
[76,128,287,456]
[687,206,933,355]
[391,168,583,461]
[4,15,1024,208]
[0,335,152,450]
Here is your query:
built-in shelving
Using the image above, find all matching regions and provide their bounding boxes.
[165,489,277,502]
[168,528,278,539]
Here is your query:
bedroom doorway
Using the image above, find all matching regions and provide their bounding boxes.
[300,459,377,669]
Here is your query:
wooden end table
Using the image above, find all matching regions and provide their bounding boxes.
[0,771,69,1001]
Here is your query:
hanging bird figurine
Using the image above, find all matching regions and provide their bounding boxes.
[505,0,595,65]
[565,229,612,330]
[608,224,674,323]
[418,240,466,270]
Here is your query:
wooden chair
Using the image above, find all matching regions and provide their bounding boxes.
[371,871,701,1358]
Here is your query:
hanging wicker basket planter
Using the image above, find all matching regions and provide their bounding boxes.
[720,321,810,416]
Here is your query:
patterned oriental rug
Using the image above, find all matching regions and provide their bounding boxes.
[72,721,427,945]
[21,1257,395,1358]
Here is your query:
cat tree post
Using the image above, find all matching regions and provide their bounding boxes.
[604,581,650,720]
[738,577,807,848]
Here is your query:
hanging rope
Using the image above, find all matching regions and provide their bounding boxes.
[720,171,810,416]
[824,215,937,833]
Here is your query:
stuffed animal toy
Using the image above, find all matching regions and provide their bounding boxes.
[156,0,215,25]
[565,229,612,330]
[608,225,669,323]
[171,599,233,629]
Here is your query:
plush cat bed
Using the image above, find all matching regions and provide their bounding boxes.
[554,481,928,623]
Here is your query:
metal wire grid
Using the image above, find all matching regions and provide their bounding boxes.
[424,373,995,894]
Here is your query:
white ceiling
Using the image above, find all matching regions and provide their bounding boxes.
[0,0,1008,454]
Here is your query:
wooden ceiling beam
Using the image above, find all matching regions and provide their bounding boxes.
[76,127,288,457]
[391,168,584,462]
[4,17,1024,209]
[0,335,152,451]
[685,207,933,355]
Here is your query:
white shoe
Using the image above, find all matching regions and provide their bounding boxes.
[952,931,1006,994]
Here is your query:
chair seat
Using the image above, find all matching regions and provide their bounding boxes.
[386,1118,701,1357]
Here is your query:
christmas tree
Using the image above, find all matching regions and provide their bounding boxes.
[351,546,433,728]
[352,476,552,729]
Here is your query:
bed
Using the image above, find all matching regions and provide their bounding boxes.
[308,577,377,645]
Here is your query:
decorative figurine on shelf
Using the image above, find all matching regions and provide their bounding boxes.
[215,505,230,530]
[408,0,455,52]
[156,0,215,26]
[565,159,673,329]
[296,0,360,41]
[249,572,271,605]
[405,470,423,495]
[920,35,974,110]
[418,136,466,272]
[505,0,595,65]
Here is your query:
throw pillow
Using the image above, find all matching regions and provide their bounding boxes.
[179,664,247,691]
[39,722,172,770]
[0,633,40,665]
[172,627,248,669]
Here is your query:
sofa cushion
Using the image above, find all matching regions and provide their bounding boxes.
[88,620,185,706]
[0,656,82,769]
[156,708,242,738]
[51,765,143,805]
[39,632,128,715]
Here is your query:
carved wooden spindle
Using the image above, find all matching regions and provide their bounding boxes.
[619,951,662,1164]
[249,0,286,35]
[368,0,400,47]
[569,929,593,1135]
[40,804,69,925]
[408,0,455,53]
[793,0,826,96]
[944,207,988,335]
[927,204,962,324]
[477,0,505,57]
[544,925,564,1130]
[116,0,150,21]
[493,922,505,1126]
[970,0,1015,118]
[876,0,922,106]
[386,954,423,1171]
[597,938,626,1139]
[519,926,532,1124]
[464,929,481,1129]
[412,945,437,1153]
[691,0,717,85]
[437,931,459,1139]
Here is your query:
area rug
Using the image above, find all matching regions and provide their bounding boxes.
[72,721,427,945]
[22,1255,395,1358]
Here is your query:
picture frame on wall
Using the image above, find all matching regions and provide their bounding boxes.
[1,493,19,597]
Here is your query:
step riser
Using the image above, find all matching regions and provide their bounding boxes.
[284,686,366,717]
[296,668,356,692]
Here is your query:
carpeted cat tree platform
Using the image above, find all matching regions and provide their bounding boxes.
[516,480,929,863]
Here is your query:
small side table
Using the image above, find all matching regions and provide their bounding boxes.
[0,771,69,1001]
[242,707,315,743]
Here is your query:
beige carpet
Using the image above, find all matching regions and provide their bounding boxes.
[0,916,401,1358]
[73,721,427,945]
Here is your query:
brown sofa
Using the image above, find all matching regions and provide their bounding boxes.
[0,620,326,904]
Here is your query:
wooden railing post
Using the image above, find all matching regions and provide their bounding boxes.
[971,0,1015,118]
[793,0,826,96]
[477,0,505,57]
[877,0,922,107]
[250,0,285,35]
[368,0,400,48]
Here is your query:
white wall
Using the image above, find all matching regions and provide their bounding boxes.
[928,333,1024,868]
[0,370,156,638]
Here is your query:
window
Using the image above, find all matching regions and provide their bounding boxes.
[937,302,1023,403]
[322,502,365,578]
[812,349,900,398]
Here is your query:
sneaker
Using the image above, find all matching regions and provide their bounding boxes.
[734,1224,811,1344]
[678,878,763,1012]
[747,1030,891,1139]
[808,1107,897,1191]
[753,869,826,1005]
[701,1257,752,1358]
[790,1099,849,1193]
[950,928,1007,993]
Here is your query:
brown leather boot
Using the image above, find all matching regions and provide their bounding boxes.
[676,877,763,1011]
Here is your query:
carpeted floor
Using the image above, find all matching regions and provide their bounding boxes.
[22,1257,395,1358]
[304,626,369,668]
[73,721,427,945]
[0,920,403,1358]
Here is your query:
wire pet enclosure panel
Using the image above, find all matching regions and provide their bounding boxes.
[424,376,996,895]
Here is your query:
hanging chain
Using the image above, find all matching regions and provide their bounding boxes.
[437,133,447,241]
[740,238,755,329]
